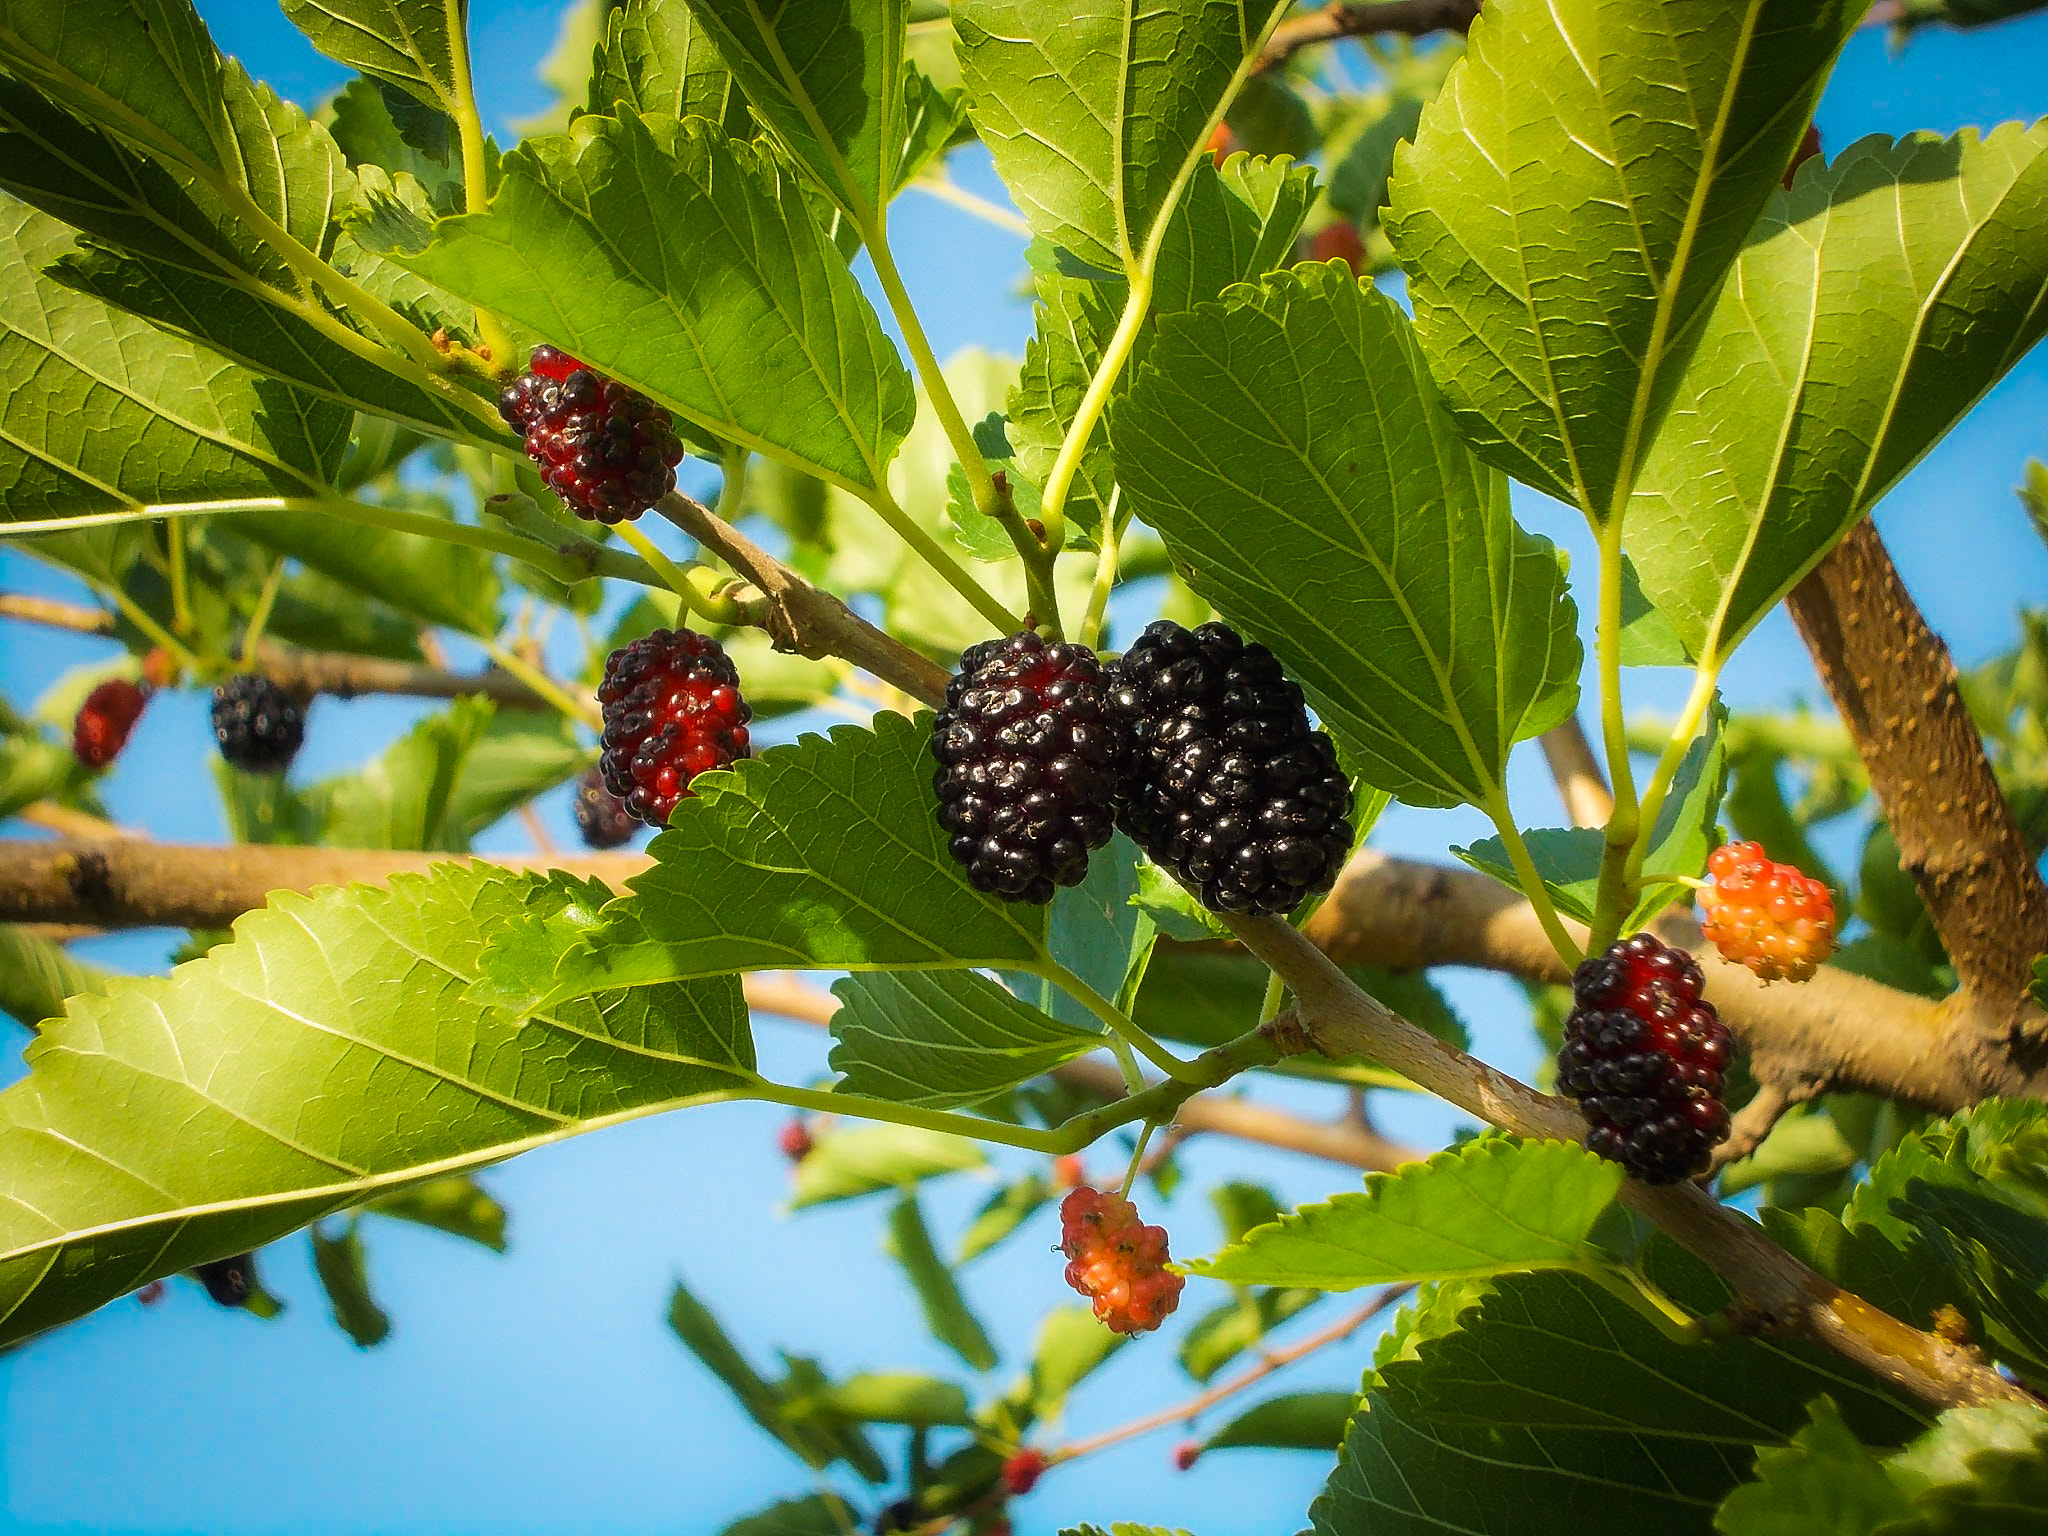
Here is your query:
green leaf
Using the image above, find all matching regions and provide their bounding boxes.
[797,1371,972,1427]
[680,0,933,219]
[1715,1396,1914,1535]
[957,1174,1051,1264]
[1718,1107,1858,1198]
[219,498,501,638]
[1453,704,1727,926]
[327,77,462,208]
[0,199,350,528]
[1113,265,1581,809]
[1887,1401,2048,1532]
[279,0,464,116]
[592,0,741,124]
[365,1176,507,1252]
[1130,862,1229,942]
[1006,264,1122,545]
[1062,1525,1193,1536]
[547,714,1050,1001]
[442,713,587,842]
[0,865,752,1348]
[1383,0,1857,517]
[316,697,494,852]
[829,970,1102,1110]
[1184,1138,1623,1291]
[1151,154,1317,315]
[1890,1179,2048,1380]
[1011,830,1149,1030]
[1013,1304,1126,1426]
[0,68,498,446]
[0,925,114,1033]
[1206,1390,1356,1451]
[311,1221,393,1348]
[1628,124,2048,664]
[885,1193,998,1370]
[954,0,1290,275]
[789,1123,986,1208]
[1177,1287,1320,1383]
[669,1277,848,1471]
[403,111,915,494]
[2033,954,2047,1013]
[1312,1258,1929,1536]
[718,1495,860,1536]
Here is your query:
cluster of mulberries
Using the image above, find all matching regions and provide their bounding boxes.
[499,345,685,524]
[1058,1186,1184,1334]
[72,672,309,777]
[928,620,1352,915]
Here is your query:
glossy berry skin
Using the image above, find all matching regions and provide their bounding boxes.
[929,632,1120,904]
[572,765,639,850]
[211,674,305,774]
[1700,841,1836,983]
[72,678,149,769]
[1000,1448,1048,1496]
[498,345,684,525]
[1557,934,1734,1184]
[597,628,752,828]
[1107,620,1352,916]
[1059,1187,1184,1335]
[194,1252,259,1309]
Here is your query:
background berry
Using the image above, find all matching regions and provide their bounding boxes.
[193,1252,259,1309]
[1107,620,1352,916]
[1556,933,1734,1183]
[1000,1448,1048,1496]
[498,345,684,525]
[572,765,639,850]
[72,678,148,769]
[597,628,752,828]
[1173,1440,1202,1471]
[1058,1187,1184,1334]
[929,631,1119,904]
[1699,840,1836,982]
[211,674,305,774]
[778,1119,814,1162]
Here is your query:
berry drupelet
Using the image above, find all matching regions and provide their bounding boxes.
[498,345,684,525]
[211,674,305,774]
[1556,933,1734,1184]
[929,631,1120,904]
[596,627,752,829]
[1699,840,1836,983]
[1058,1186,1184,1334]
[72,678,149,769]
[572,765,640,850]
[1107,620,1352,916]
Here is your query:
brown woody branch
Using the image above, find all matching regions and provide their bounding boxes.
[656,492,951,708]
[741,975,1420,1171]
[1224,910,2029,1412]
[1787,518,2048,1049]
[1259,0,1478,71]
[3,835,2019,1116]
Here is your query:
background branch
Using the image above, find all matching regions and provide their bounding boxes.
[1786,517,2048,1044]
[1257,0,1479,70]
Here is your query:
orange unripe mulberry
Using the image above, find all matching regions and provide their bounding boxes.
[1699,841,1836,983]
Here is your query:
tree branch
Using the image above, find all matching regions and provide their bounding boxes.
[1221,910,2030,1413]
[656,492,952,708]
[1539,717,1615,827]
[1786,517,2048,1045]
[1257,0,1479,71]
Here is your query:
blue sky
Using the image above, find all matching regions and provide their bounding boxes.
[4,4,2048,1533]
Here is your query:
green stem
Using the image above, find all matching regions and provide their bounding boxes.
[100,581,199,673]
[480,638,600,729]
[1622,665,1722,890]
[1118,1119,1159,1199]
[1588,517,1644,954]
[443,0,516,368]
[902,175,1032,237]
[866,484,1021,634]
[165,517,192,637]
[755,1076,1071,1153]
[1256,966,1287,1027]
[239,556,287,667]
[1035,959,1202,1083]
[481,492,670,589]
[1482,786,1586,967]
[865,225,1060,631]
[1040,268,1153,558]
[616,520,748,627]
[1079,486,1124,650]
[716,446,750,522]
[1578,1261,1700,1347]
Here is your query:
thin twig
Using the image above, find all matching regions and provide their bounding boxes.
[0,594,112,635]
[1258,0,1479,72]
[1054,1285,1411,1461]
[1539,717,1615,828]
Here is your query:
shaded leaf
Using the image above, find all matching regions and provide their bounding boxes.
[886,1192,998,1370]
[830,970,1102,1110]
[592,0,742,125]
[1113,265,1580,810]
[1206,1390,1355,1451]
[719,1494,860,1536]
[280,0,464,116]
[669,1276,844,1470]
[1177,1287,1320,1383]
[798,1371,972,1427]
[310,1221,393,1348]
[957,1174,1051,1264]
[1715,1396,1913,1535]
[790,1124,986,1208]
[0,926,114,1033]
